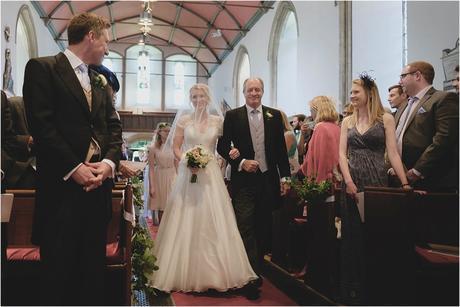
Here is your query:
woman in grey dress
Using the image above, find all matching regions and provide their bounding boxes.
[338,74,411,304]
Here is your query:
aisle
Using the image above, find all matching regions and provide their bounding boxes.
[146,218,297,306]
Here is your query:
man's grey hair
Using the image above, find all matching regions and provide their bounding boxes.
[242,77,264,93]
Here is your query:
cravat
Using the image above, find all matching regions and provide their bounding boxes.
[251,109,261,124]
[77,63,91,92]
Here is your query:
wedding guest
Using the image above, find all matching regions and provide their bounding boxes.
[338,73,411,304]
[453,65,459,93]
[387,84,408,113]
[396,61,458,191]
[148,122,176,224]
[1,91,36,188]
[301,96,340,182]
[280,111,300,175]
[22,13,122,305]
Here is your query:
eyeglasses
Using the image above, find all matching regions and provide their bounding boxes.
[400,71,418,79]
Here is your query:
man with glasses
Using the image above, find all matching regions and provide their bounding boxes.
[394,61,458,191]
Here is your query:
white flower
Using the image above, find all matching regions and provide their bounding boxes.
[266,111,273,118]
[94,74,108,89]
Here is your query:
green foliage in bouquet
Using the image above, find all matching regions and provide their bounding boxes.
[130,176,159,303]
[292,176,333,205]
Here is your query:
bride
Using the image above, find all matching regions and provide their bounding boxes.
[147,83,257,293]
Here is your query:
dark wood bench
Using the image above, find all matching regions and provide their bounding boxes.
[271,188,340,300]
[3,184,133,305]
[363,187,459,305]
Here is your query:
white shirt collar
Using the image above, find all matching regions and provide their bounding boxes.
[245,104,262,115]
[64,48,86,71]
[413,85,432,101]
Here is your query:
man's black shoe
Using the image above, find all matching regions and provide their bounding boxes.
[251,275,263,288]
[245,287,260,301]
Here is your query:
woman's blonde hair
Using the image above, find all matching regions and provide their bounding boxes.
[154,122,171,148]
[309,96,339,124]
[280,110,293,132]
[350,78,384,126]
[189,83,211,103]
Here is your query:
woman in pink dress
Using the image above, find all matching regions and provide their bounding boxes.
[148,122,176,224]
[301,96,341,182]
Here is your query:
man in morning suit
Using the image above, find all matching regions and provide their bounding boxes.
[217,78,290,298]
[23,13,122,305]
[396,61,458,192]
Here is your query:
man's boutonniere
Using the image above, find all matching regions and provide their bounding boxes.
[266,111,274,119]
[93,74,108,90]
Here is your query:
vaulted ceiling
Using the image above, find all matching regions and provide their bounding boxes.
[31,1,275,77]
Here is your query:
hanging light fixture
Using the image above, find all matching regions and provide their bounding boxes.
[139,1,153,26]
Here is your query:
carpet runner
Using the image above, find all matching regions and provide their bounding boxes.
[146,218,297,306]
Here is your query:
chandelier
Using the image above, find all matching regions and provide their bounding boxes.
[138,1,153,45]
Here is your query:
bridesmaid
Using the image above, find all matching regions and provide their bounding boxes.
[148,122,176,224]
[338,73,411,304]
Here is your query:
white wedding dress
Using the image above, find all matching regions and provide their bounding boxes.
[147,117,257,292]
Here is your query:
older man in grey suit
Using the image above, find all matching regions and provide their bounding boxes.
[396,61,458,191]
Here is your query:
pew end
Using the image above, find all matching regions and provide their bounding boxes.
[363,187,459,305]
[3,184,133,305]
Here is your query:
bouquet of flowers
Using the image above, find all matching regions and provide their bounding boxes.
[185,145,213,183]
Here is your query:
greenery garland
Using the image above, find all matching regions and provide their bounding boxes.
[292,176,333,205]
[130,176,159,303]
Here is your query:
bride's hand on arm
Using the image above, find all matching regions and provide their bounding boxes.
[229,148,240,160]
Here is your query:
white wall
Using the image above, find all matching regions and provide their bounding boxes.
[210,1,340,117]
[407,1,459,90]
[1,1,61,92]
[352,1,404,109]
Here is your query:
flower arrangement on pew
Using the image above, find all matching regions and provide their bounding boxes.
[292,176,333,205]
[131,176,159,303]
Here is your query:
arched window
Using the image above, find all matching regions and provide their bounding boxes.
[15,5,37,96]
[125,45,162,111]
[102,51,123,109]
[233,46,251,107]
[268,2,299,112]
[165,54,197,110]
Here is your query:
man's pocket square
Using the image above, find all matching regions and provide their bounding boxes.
[417,107,427,114]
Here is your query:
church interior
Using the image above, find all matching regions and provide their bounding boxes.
[1,1,459,306]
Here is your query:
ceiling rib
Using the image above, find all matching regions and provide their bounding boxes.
[214,1,243,32]
[55,37,232,51]
[169,2,231,48]
[43,16,248,32]
[192,5,223,60]
[55,1,112,39]
[168,3,183,45]
[113,13,221,63]
[107,2,117,40]
[66,1,75,15]
[179,2,273,9]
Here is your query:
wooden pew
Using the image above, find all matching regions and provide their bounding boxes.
[363,187,415,305]
[363,187,459,305]
[412,192,459,306]
[4,184,133,305]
